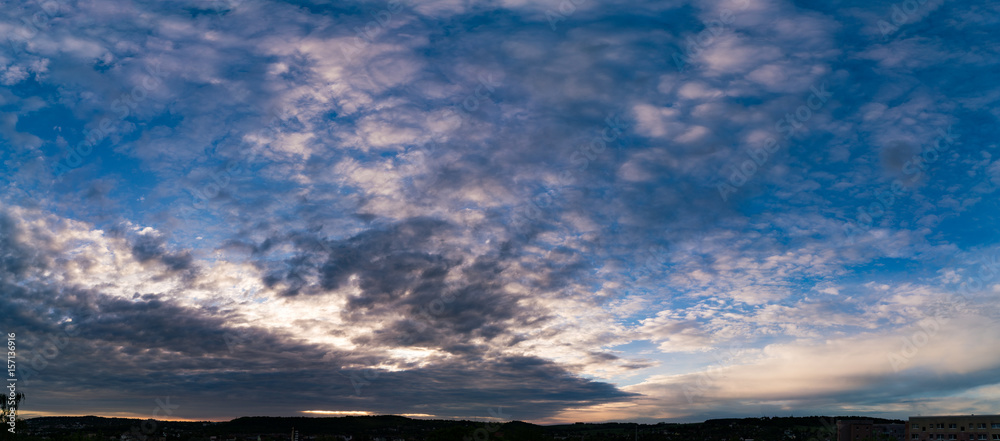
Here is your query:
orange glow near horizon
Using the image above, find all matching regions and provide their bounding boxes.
[16,410,222,422]
[20,410,444,422]
[301,410,373,416]
[300,411,437,418]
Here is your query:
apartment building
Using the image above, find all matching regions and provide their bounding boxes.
[907,415,1000,441]
[838,419,875,441]
[838,420,906,441]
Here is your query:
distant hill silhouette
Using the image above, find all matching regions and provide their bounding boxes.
[23,414,906,441]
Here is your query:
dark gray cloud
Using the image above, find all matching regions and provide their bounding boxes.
[129,233,196,273]
[0,204,634,420]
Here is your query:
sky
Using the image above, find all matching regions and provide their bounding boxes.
[2,0,1000,425]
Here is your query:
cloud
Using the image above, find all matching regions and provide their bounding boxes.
[2,0,1000,424]
[0,203,637,420]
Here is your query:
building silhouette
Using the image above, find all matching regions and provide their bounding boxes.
[837,419,906,441]
[907,415,1000,441]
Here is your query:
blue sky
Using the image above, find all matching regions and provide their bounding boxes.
[2,0,1000,424]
